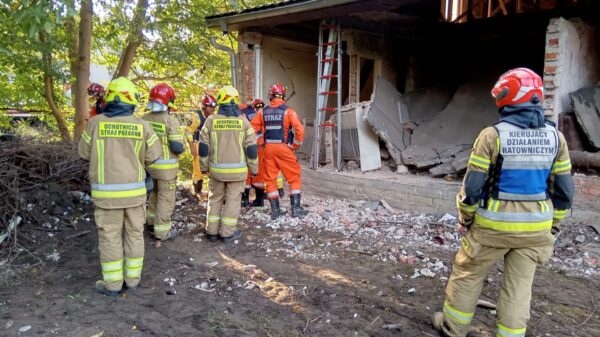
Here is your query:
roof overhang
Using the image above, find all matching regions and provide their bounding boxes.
[206,0,430,32]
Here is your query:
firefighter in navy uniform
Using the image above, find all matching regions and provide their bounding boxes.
[432,68,574,337]
[185,95,217,194]
[240,99,264,207]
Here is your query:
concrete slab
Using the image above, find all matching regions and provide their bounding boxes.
[570,83,600,150]
[355,104,381,171]
[402,76,498,172]
[403,85,455,123]
[364,77,409,165]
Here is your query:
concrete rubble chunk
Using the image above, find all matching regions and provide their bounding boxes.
[402,76,498,174]
[570,83,600,150]
[364,77,410,165]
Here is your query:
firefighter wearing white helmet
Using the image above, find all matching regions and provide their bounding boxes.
[78,77,162,296]
[432,68,574,337]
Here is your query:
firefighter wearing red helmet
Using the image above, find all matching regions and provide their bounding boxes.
[185,95,217,194]
[250,83,307,219]
[142,83,184,241]
[432,68,574,337]
[87,83,105,119]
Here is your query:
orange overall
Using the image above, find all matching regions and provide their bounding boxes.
[251,98,304,199]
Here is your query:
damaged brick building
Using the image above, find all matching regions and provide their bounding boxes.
[206,0,600,221]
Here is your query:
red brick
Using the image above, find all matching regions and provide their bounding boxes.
[544,80,556,88]
[544,66,557,75]
[545,53,559,61]
[547,38,559,46]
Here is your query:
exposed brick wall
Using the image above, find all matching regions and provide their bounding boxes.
[543,18,600,120]
[302,168,600,222]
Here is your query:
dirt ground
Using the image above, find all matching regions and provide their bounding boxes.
[1,188,599,337]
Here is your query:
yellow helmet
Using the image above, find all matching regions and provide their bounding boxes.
[216,85,239,105]
[105,77,140,105]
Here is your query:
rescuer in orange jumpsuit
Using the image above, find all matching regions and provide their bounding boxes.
[251,83,307,219]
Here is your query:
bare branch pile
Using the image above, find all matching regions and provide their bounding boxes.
[0,137,88,232]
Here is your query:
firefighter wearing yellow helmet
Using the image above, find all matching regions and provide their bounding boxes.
[78,77,162,296]
[199,85,258,242]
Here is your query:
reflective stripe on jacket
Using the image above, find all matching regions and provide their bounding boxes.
[199,114,258,182]
[78,115,162,209]
[143,112,183,180]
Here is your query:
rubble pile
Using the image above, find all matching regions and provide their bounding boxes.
[170,193,600,278]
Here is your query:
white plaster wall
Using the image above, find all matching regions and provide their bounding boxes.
[552,18,600,116]
[261,36,318,119]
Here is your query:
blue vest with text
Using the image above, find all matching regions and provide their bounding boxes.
[491,122,559,201]
[263,105,287,143]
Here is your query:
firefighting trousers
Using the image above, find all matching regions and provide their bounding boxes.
[191,144,204,183]
[441,233,553,337]
[94,205,145,291]
[147,179,176,240]
[263,144,301,199]
[206,179,245,237]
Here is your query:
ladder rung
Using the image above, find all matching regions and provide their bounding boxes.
[320,42,338,46]
[319,107,337,111]
[321,123,336,127]
[321,58,337,63]
[319,91,338,95]
[320,75,338,79]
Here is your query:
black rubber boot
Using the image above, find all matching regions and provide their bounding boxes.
[193,181,202,194]
[269,198,282,220]
[207,234,219,242]
[278,188,285,198]
[222,229,242,243]
[290,194,308,218]
[251,188,265,207]
[241,188,250,207]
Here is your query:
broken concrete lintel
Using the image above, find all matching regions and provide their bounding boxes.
[364,77,409,165]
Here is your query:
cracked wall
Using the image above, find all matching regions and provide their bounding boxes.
[261,36,318,120]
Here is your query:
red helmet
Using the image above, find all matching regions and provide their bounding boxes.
[252,98,265,109]
[149,83,176,106]
[268,83,286,99]
[491,68,543,108]
[87,83,105,98]
[202,95,217,107]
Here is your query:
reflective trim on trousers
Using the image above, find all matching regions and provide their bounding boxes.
[125,257,143,278]
[210,166,248,174]
[443,302,473,325]
[267,191,279,199]
[92,181,146,191]
[211,162,247,168]
[101,259,124,282]
[290,190,301,194]
[553,209,568,220]
[253,182,265,188]
[208,215,220,222]
[496,324,526,337]
[154,223,171,233]
[222,217,237,226]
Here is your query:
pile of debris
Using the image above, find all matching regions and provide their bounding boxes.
[0,137,88,246]
[234,195,598,277]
